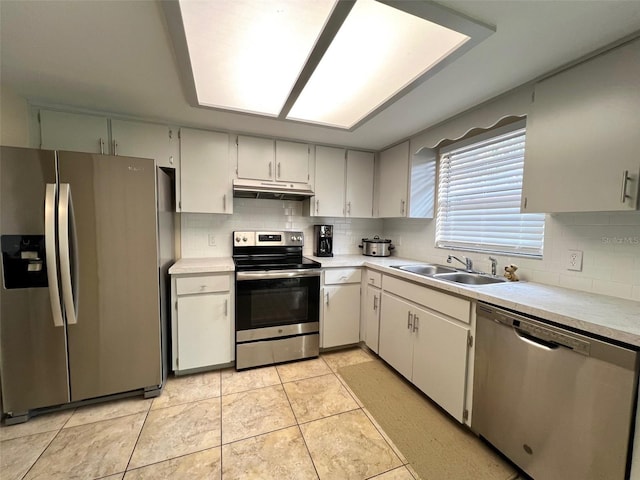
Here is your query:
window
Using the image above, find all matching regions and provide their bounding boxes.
[436,122,545,257]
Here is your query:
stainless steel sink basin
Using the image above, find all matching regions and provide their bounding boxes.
[432,272,508,285]
[392,264,457,275]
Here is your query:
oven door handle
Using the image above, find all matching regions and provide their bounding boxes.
[236,269,322,281]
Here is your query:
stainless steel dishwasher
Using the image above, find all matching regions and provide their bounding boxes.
[472,302,639,480]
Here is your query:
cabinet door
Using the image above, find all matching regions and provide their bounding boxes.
[180,128,231,214]
[40,110,109,154]
[177,292,231,370]
[276,140,309,183]
[364,285,381,353]
[378,293,413,380]
[378,141,409,217]
[313,146,346,217]
[346,150,374,218]
[111,119,174,168]
[237,135,274,181]
[522,39,640,213]
[322,284,360,348]
[412,309,469,423]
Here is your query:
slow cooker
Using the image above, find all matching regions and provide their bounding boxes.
[359,236,394,257]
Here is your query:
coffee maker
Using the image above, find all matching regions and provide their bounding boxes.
[313,225,333,257]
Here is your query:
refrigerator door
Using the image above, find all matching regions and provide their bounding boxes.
[57,152,162,401]
[0,146,70,415]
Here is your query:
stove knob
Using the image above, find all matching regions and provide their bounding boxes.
[291,235,296,242]
[297,235,303,242]
[242,236,248,242]
[235,236,241,243]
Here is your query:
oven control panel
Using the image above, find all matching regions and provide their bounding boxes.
[233,231,304,247]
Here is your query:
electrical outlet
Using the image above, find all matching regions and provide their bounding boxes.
[208,234,216,246]
[566,249,583,271]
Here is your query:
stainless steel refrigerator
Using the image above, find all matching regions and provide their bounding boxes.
[0,146,172,423]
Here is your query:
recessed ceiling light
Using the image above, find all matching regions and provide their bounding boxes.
[165,0,493,130]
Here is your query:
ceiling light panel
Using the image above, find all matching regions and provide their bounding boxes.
[180,0,336,116]
[286,0,470,128]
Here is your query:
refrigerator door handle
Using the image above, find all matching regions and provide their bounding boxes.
[45,183,64,327]
[58,183,79,325]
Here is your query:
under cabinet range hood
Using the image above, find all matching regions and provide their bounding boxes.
[232,179,314,201]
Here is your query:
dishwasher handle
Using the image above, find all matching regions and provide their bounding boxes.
[514,328,559,351]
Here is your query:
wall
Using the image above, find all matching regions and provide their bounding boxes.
[383,211,640,301]
[0,85,29,147]
[180,197,383,258]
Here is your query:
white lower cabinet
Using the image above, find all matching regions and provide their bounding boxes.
[379,275,472,423]
[321,268,361,348]
[171,273,234,373]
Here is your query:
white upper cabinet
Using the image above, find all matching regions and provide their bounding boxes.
[236,135,275,181]
[313,147,374,218]
[378,141,409,217]
[40,110,109,154]
[522,39,640,213]
[180,128,232,214]
[346,150,374,218]
[275,140,310,183]
[110,119,176,169]
[313,146,346,217]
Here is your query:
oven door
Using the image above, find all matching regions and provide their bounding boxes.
[235,269,320,341]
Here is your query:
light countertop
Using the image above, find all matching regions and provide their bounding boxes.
[168,255,640,347]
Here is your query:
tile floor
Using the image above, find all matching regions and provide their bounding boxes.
[1,347,423,480]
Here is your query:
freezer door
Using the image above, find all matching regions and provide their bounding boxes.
[57,152,162,401]
[0,146,70,414]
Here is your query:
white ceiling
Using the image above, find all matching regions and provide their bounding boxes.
[1,1,639,150]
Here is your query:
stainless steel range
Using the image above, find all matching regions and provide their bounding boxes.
[233,231,321,370]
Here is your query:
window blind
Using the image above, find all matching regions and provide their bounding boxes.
[436,126,545,257]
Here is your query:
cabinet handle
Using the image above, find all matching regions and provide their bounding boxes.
[113,139,118,156]
[269,161,272,177]
[225,298,228,316]
[325,292,329,306]
[373,295,378,311]
[223,194,227,211]
[407,311,413,330]
[347,201,351,215]
[413,315,419,333]
[99,138,104,155]
[316,199,320,214]
[400,199,405,215]
[277,162,281,178]
[621,170,632,203]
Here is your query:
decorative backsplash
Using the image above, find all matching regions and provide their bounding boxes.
[180,197,383,258]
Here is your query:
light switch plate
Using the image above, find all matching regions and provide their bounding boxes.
[208,234,216,246]
[566,249,583,271]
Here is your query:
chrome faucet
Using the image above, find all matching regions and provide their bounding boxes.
[489,256,498,276]
[447,255,473,272]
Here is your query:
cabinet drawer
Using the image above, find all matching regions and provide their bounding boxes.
[325,268,361,285]
[383,275,470,324]
[364,270,382,288]
[176,274,230,295]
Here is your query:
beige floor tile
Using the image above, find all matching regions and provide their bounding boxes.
[24,412,145,480]
[221,366,281,395]
[222,426,318,480]
[124,447,221,479]
[276,357,331,383]
[129,398,221,469]
[221,385,296,444]
[65,397,152,428]
[368,466,417,479]
[151,371,221,410]
[99,474,124,480]
[321,347,375,373]
[300,409,402,480]
[283,373,358,423]
[0,431,56,480]
[0,410,73,441]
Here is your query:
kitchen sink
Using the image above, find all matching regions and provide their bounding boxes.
[391,264,457,275]
[432,272,508,285]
